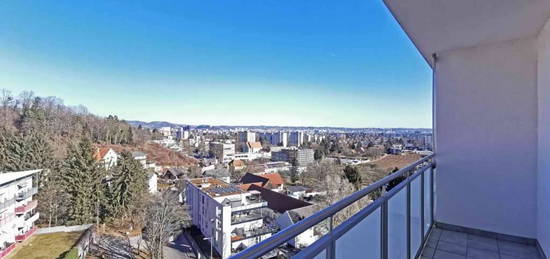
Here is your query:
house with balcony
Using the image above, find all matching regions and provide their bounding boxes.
[231,1,550,259]
[0,169,41,258]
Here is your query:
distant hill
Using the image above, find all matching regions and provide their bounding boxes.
[126,120,432,133]
[126,120,188,129]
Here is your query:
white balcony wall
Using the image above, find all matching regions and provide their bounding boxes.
[537,18,550,257]
[435,36,538,238]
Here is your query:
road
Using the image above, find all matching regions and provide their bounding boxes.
[163,231,204,259]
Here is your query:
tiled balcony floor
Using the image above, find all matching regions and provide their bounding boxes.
[420,227,542,259]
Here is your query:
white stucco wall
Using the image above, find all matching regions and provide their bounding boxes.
[537,18,550,256]
[435,37,538,238]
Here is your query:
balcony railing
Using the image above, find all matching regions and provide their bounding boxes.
[25,212,39,223]
[230,154,435,259]
[15,227,37,242]
[232,211,264,225]
[231,225,280,243]
[15,200,38,215]
[15,187,38,201]
[231,201,268,213]
[0,243,16,259]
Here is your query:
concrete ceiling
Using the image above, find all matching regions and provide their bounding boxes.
[383,0,550,67]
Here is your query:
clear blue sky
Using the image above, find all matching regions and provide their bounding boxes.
[0,0,432,128]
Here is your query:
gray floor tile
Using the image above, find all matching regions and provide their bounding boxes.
[498,240,540,259]
[433,250,466,259]
[421,247,436,258]
[420,227,544,259]
[431,228,443,239]
[440,230,467,246]
[467,234,498,252]
[437,240,467,256]
[500,254,540,259]
[426,235,439,248]
[466,247,499,259]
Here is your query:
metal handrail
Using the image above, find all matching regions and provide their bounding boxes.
[15,187,38,201]
[230,154,435,259]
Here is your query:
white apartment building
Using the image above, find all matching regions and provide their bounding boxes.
[210,142,236,164]
[0,170,40,257]
[158,126,172,137]
[185,178,273,258]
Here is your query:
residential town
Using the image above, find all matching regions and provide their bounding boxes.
[90,124,433,258]
[1,112,432,259]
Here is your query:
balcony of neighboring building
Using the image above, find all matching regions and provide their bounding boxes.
[231,209,265,225]
[15,187,38,202]
[15,200,37,215]
[24,212,39,224]
[15,227,37,242]
[230,225,279,244]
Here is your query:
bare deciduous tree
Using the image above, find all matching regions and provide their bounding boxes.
[143,191,191,259]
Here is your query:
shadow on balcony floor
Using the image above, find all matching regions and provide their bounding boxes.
[420,227,542,259]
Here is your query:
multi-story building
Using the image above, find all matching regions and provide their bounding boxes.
[185,178,274,258]
[210,142,235,164]
[176,126,190,140]
[260,132,289,147]
[0,170,40,257]
[271,148,314,167]
[295,149,314,167]
[288,131,304,147]
[186,177,316,258]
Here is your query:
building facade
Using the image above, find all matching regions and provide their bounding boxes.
[0,170,41,257]
[210,142,236,164]
[185,178,273,258]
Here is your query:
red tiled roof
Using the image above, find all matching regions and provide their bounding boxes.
[94,147,111,161]
[261,173,284,186]
[240,172,284,188]
[238,182,263,191]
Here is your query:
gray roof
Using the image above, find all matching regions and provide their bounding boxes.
[131,151,147,158]
[287,186,309,193]
[203,168,230,177]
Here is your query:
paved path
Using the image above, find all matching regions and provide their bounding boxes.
[164,232,198,259]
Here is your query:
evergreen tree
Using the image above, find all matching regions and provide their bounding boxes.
[344,165,362,190]
[108,152,148,219]
[0,129,54,172]
[62,137,105,224]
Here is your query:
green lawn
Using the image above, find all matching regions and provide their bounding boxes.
[11,232,83,259]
